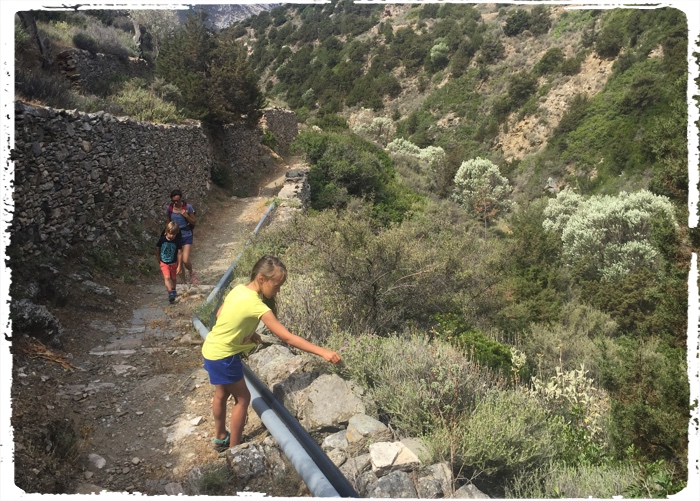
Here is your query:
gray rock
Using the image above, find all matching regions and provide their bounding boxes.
[294,374,366,432]
[369,470,418,498]
[227,444,266,483]
[415,462,454,498]
[327,448,347,467]
[322,430,349,452]
[339,453,371,480]
[247,345,296,380]
[400,436,430,462]
[74,483,105,494]
[164,482,184,495]
[346,414,392,452]
[11,299,63,348]
[369,441,421,475]
[452,483,490,498]
[87,453,106,469]
[355,470,379,497]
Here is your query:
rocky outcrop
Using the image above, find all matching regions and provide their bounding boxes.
[242,345,491,498]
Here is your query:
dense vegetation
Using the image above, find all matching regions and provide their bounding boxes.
[14,2,696,498]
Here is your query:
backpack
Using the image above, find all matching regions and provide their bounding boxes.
[167,201,195,230]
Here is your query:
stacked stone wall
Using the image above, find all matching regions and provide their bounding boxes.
[56,49,151,94]
[11,101,212,259]
[10,101,298,261]
[262,108,298,155]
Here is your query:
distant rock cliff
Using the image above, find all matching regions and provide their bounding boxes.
[177,4,281,30]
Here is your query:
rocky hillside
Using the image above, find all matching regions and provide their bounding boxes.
[177,3,281,31]
[235,1,690,207]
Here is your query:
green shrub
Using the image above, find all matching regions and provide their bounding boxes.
[595,24,624,58]
[560,55,583,75]
[15,68,74,107]
[310,113,348,131]
[327,330,501,436]
[542,189,677,282]
[432,313,514,376]
[72,31,99,53]
[261,129,277,150]
[293,130,416,223]
[503,9,532,37]
[112,86,183,123]
[534,47,564,75]
[507,461,638,498]
[522,301,616,377]
[192,463,235,495]
[625,458,685,498]
[452,157,514,226]
[429,389,567,494]
[598,336,689,472]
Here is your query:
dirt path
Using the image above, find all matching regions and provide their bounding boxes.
[10,162,293,496]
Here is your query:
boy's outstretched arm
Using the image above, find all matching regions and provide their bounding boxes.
[260,311,341,363]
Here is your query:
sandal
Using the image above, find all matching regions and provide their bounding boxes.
[212,432,230,452]
[190,271,200,286]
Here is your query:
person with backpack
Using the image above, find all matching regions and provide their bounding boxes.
[167,189,199,285]
[155,221,183,304]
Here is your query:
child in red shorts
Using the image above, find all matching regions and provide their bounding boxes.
[156,221,183,303]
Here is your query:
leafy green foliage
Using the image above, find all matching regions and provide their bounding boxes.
[292,130,417,224]
[112,84,183,123]
[534,47,565,75]
[507,462,638,498]
[157,13,265,126]
[543,189,677,282]
[598,337,688,475]
[453,157,514,226]
[431,389,567,495]
[432,314,514,376]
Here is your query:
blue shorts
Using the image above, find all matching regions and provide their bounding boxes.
[181,232,193,245]
[203,354,243,385]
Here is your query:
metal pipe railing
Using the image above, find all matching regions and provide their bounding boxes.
[192,200,358,498]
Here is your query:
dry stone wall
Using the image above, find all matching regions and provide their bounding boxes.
[261,107,298,155]
[56,49,151,94]
[11,100,212,258]
[10,101,298,261]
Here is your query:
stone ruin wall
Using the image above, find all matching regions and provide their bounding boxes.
[56,49,151,94]
[261,107,299,155]
[10,100,298,261]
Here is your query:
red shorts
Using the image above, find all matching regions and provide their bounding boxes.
[160,261,178,281]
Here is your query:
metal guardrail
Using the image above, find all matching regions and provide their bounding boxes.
[191,200,359,498]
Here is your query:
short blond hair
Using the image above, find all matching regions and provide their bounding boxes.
[166,221,180,235]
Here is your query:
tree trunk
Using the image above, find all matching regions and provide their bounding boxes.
[17,11,51,69]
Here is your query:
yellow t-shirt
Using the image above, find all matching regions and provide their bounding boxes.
[202,284,270,360]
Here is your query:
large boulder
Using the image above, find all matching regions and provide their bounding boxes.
[293,373,366,433]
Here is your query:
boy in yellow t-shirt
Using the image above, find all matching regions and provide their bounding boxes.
[202,255,341,452]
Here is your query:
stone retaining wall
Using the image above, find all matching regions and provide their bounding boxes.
[261,107,299,155]
[10,101,298,260]
[56,49,151,94]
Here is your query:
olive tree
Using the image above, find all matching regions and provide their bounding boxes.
[452,157,514,226]
[543,189,677,281]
